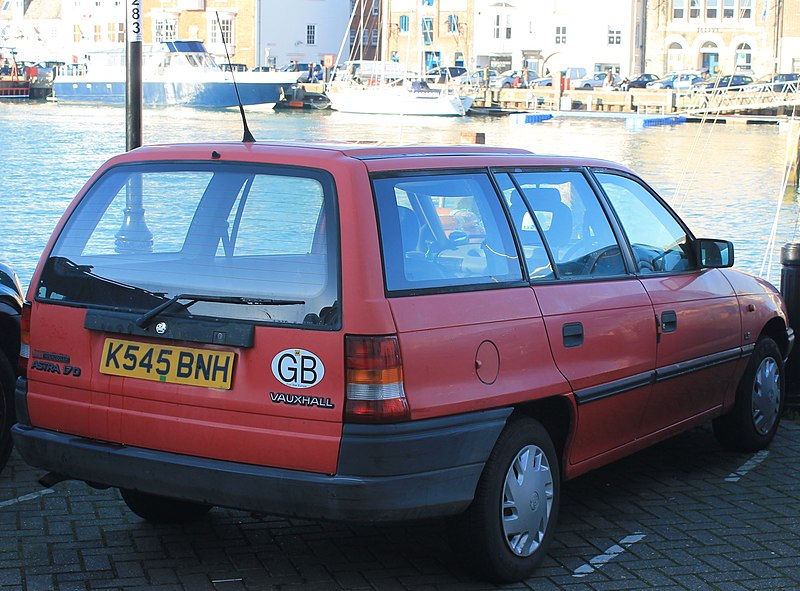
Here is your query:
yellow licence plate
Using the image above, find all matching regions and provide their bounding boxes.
[99,338,236,389]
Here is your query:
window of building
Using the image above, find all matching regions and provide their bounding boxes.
[493,15,500,39]
[448,14,458,33]
[690,0,700,18]
[209,15,234,45]
[706,0,718,18]
[673,0,685,19]
[372,0,379,16]
[107,22,124,42]
[608,28,621,44]
[505,15,512,39]
[73,24,82,43]
[723,0,734,18]
[371,28,378,45]
[154,17,177,43]
[307,24,316,45]
[94,24,101,42]
[362,29,369,45]
[421,0,434,5]
[740,0,752,18]
[555,26,566,44]
[422,17,433,44]
[399,15,409,33]
[350,29,356,45]
[735,43,752,69]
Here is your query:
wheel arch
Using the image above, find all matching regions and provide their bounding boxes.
[760,317,790,360]
[0,302,20,377]
[510,396,573,475]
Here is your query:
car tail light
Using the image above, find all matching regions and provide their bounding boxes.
[19,301,31,377]
[345,335,409,423]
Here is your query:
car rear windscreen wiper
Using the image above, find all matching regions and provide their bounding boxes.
[136,293,305,328]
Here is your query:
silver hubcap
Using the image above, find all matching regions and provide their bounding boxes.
[501,444,554,557]
[752,356,780,436]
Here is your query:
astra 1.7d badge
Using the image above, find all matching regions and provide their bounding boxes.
[271,349,325,389]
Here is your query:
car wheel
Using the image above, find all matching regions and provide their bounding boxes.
[121,489,213,523]
[713,336,784,452]
[502,82,512,88]
[582,84,592,89]
[0,351,16,472]
[451,416,560,583]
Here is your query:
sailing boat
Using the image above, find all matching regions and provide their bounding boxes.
[326,0,473,116]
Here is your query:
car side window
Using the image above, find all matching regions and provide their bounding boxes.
[596,172,694,274]
[511,171,626,279]
[373,173,523,293]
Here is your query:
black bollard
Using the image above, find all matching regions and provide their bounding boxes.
[780,243,800,406]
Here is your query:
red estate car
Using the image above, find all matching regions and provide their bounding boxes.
[12,143,792,583]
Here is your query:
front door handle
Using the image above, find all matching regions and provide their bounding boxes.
[661,310,677,333]
[563,322,584,348]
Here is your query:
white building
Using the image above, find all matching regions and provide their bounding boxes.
[471,0,644,78]
[254,0,350,69]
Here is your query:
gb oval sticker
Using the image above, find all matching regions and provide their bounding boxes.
[271,349,325,389]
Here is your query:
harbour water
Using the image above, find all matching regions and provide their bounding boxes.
[0,101,797,291]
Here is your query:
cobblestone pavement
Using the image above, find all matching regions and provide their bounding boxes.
[1,421,799,591]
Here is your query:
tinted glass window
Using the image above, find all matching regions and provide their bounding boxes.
[373,173,523,292]
[511,171,626,279]
[40,162,340,327]
[596,172,694,274]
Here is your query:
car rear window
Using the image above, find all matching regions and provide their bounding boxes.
[38,162,340,328]
[372,172,523,293]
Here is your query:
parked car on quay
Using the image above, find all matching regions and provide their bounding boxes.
[692,74,754,92]
[0,261,22,474]
[529,76,553,87]
[425,66,467,84]
[454,69,499,86]
[221,63,248,73]
[11,142,792,583]
[747,73,799,93]
[574,71,621,89]
[491,69,537,88]
[646,72,702,90]
[620,73,660,91]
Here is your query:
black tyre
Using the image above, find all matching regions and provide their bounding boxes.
[452,416,560,583]
[0,351,16,472]
[121,489,212,523]
[713,336,784,452]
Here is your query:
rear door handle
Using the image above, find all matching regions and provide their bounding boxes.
[661,310,677,333]
[563,322,584,348]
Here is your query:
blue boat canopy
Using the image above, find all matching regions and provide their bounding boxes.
[163,41,207,53]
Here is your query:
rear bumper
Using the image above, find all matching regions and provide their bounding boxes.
[12,403,510,522]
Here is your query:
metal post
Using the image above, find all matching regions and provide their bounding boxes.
[116,0,152,253]
[781,243,800,407]
[126,0,142,151]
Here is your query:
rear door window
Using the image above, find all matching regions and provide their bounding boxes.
[510,171,627,279]
[39,162,340,328]
[373,172,523,293]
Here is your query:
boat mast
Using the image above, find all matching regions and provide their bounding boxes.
[380,0,389,63]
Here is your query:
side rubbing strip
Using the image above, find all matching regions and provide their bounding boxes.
[575,347,747,406]
[655,347,743,382]
[575,372,655,405]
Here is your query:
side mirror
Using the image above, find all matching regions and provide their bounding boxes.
[694,238,734,268]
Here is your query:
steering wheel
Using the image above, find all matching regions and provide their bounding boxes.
[580,245,623,276]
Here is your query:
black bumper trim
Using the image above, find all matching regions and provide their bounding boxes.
[11,408,511,522]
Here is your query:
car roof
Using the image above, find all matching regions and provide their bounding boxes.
[101,142,633,175]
